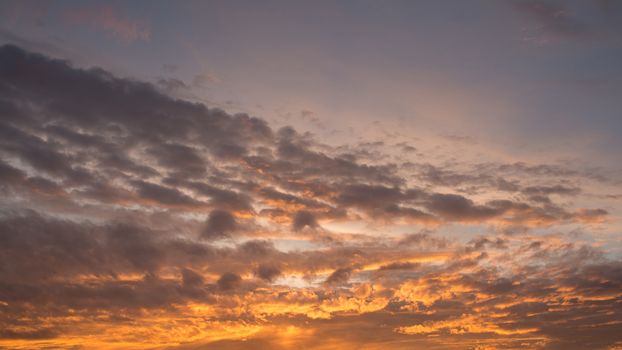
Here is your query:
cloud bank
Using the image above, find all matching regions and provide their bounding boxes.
[0,45,620,349]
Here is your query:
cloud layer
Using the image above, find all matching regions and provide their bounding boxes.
[0,45,620,349]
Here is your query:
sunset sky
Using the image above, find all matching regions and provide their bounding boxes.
[1,1,621,349]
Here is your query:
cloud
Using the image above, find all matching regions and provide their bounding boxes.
[132,180,204,208]
[424,193,501,221]
[324,267,354,285]
[513,0,587,38]
[65,5,150,44]
[217,272,242,291]
[0,44,619,349]
[202,210,238,240]
[292,210,319,231]
[254,264,282,282]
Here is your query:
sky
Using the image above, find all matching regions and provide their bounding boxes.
[0,0,621,349]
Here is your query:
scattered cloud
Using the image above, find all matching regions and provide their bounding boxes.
[0,44,620,349]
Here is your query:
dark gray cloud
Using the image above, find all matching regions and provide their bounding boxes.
[147,142,207,177]
[217,272,242,291]
[324,267,354,285]
[424,193,501,221]
[132,180,204,208]
[166,180,254,213]
[254,264,282,282]
[181,268,204,287]
[292,210,319,231]
[378,261,420,271]
[202,210,237,240]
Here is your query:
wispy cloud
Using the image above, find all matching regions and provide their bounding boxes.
[65,5,150,44]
